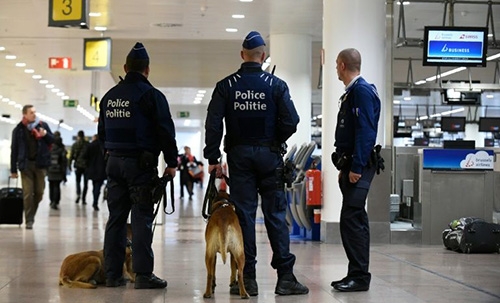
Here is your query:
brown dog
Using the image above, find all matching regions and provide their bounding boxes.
[203,191,248,299]
[59,225,135,288]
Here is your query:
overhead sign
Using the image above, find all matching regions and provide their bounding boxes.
[48,0,88,28]
[63,99,79,107]
[49,57,72,69]
[177,111,190,118]
[423,149,494,170]
[83,38,112,71]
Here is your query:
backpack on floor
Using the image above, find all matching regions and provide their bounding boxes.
[442,217,500,254]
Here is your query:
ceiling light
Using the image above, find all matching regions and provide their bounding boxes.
[46,84,54,89]
[51,88,60,93]
[24,69,35,74]
[32,75,42,79]
[198,90,206,94]
[14,104,22,109]
[89,12,102,17]
[184,119,192,126]
[226,28,238,33]
[8,101,15,105]
[0,47,5,51]
[5,55,16,60]
[232,14,245,19]
[2,98,9,102]
[57,92,64,96]
[194,100,201,104]
[239,0,253,2]
[94,26,107,31]
[393,100,401,104]
[196,93,204,97]
[62,96,69,100]
[194,97,203,102]
[39,80,48,84]
[15,62,26,67]
[487,52,500,61]
[486,94,494,99]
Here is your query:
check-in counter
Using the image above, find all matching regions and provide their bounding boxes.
[415,149,498,244]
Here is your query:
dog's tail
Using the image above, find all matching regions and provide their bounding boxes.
[219,229,228,264]
[60,276,97,289]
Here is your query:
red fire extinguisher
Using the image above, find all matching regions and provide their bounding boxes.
[306,162,322,223]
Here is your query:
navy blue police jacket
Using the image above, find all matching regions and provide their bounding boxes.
[97,72,178,168]
[334,76,380,174]
[204,62,299,164]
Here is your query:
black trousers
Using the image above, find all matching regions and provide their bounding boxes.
[103,156,156,280]
[48,180,62,205]
[338,166,376,285]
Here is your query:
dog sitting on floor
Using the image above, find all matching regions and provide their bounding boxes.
[203,190,248,299]
[59,224,135,288]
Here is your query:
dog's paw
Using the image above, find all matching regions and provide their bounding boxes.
[203,292,213,298]
[240,292,250,299]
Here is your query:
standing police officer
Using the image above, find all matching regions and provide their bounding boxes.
[331,48,381,292]
[204,31,308,296]
[98,42,178,289]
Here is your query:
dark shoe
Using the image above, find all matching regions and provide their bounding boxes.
[82,200,87,205]
[93,205,99,211]
[134,273,167,289]
[106,277,126,287]
[25,222,33,230]
[333,279,369,292]
[275,273,309,295]
[230,278,258,296]
[50,203,59,210]
[75,196,80,204]
[331,277,347,287]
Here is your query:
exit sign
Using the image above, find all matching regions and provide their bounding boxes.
[177,111,190,118]
[49,57,72,69]
[63,100,79,107]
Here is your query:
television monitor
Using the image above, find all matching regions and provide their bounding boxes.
[440,116,466,132]
[479,117,500,132]
[423,26,488,67]
[414,138,429,146]
[443,140,475,149]
[484,138,495,147]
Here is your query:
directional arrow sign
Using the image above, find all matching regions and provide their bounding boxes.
[49,57,72,69]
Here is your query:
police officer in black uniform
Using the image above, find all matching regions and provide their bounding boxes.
[204,31,308,297]
[330,48,381,292]
[98,42,178,289]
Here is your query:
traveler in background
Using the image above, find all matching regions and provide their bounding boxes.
[82,134,106,211]
[10,104,55,229]
[47,131,68,210]
[70,130,89,204]
[204,31,308,296]
[177,146,203,199]
[98,42,178,289]
[330,48,381,292]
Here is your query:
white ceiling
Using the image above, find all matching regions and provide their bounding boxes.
[0,0,499,141]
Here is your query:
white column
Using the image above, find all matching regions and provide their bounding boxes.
[270,34,312,148]
[321,0,386,242]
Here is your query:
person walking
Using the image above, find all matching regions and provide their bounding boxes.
[70,130,89,204]
[10,104,55,229]
[98,42,178,289]
[204,31,308,297]
[330,48,381,292]
[47,131,68,210]
[82,134,106,211]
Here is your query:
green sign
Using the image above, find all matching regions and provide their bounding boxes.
[177,111,190,118]
[63,99,79,107]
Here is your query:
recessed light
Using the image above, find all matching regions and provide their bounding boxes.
[239,0,253,2]
[39,80,49,84]
[94,26,107,31]
[226,28,238,33]
[32,75,42,79]
[46,84,54,89]
[89,12,101,17]
[15,62,26,67]
[232,14,245,19]
[6,55,16,60]
[24,69,34,73]
[51,88,60,93]
[198,90,207,94]
[486,94,494,99]
[0,47,5,51]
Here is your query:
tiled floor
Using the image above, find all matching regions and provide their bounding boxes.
[0,177,499,303]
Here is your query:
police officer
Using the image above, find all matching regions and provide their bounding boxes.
[204,31,308,296]
[331,48,381,292]
[98,42,178,289]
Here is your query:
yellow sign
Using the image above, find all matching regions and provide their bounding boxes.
[48,0,88,27]
[84,38,111,70]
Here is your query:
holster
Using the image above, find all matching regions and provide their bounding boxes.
[331,152,352,171]
[368,144,385,174]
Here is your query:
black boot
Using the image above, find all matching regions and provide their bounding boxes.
[275,273,309,295]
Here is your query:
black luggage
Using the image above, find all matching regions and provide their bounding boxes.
[0,177,24,225]
[443,217,500,253]
[459,220,500,254]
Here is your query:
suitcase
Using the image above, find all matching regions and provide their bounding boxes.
[0,177,24,225]
[459,220,500,254]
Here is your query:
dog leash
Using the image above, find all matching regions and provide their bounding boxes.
[152,175,175,235]
[202,170,230,220]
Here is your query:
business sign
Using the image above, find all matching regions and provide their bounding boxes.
[48,0,88,28]
[423,149,494,170]
[83,38,112,70]
[49,57,72,69]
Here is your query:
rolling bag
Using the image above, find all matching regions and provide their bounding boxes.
[0,177,24,225]
[459,220,500,254]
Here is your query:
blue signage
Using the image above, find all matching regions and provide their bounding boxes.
[423,149,494,170]
[428,41,483,60]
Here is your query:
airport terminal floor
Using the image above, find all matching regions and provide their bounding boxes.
[0,176,499,303]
